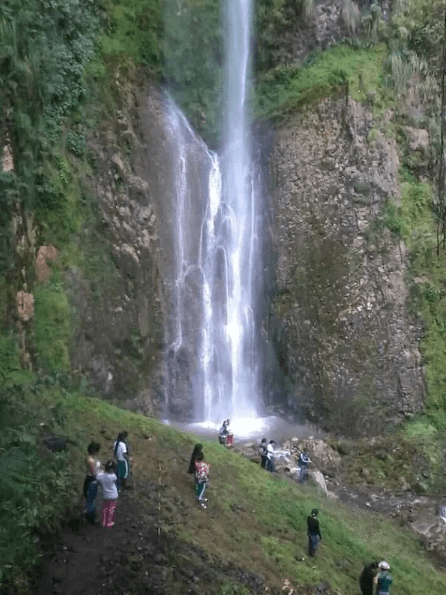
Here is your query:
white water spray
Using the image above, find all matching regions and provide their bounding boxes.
[164,0,262,424]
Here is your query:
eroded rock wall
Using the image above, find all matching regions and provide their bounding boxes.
[266,96,425,435]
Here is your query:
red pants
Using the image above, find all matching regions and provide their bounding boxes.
[101,499,116,527]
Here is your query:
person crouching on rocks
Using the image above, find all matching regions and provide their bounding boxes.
[96,460,118,528]
[307,508,322,557]
[194,452,210,509]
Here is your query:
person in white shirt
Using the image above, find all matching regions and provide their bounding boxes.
[96,460,118,528]
[113,431,130,491]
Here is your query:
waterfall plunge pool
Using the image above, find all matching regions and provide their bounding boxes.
[162,415,325,444]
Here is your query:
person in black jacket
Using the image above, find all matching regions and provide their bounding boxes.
[187,444,203,475]
[359,561,378,595]
[307,508,322,556]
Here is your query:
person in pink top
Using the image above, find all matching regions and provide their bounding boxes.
[194,453,210,509]
[96,460,119,528]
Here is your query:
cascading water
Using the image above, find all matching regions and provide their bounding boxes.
[164,0,263,427]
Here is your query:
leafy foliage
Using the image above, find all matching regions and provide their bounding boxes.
[34,280,71,372]
[254,42,387,121]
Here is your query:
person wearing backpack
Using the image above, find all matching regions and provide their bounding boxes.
[194,452,210,508]
[259,438,268,469]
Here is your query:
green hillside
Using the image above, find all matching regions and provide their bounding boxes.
[1,383,446,593]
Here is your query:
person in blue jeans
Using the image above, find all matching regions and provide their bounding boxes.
[307,508,322,556]
[298,451,311,483]
[84,442,102,525]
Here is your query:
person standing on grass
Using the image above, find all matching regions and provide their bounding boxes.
[188,443,204,492]
[376,561,392,595]
[359,561,378,595]
[307,508,322,557]
[113,431,130,491]
[266,440,276,472]
[83,442,102,525]
[96,460,118,528]
[259,438,268,469]
[194,452,210,509]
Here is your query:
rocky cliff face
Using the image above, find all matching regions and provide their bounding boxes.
[265,95,425,435]
[69,84,169,415]
[70,82,214,419]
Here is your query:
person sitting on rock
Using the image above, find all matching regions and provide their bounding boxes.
[376,561,392,595]
[359,561,378,595]
[218,419,230,445]
[307,508,322,556]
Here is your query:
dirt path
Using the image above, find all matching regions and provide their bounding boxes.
[32,478,268,595]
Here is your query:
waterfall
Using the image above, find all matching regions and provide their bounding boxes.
[164,0,262,424]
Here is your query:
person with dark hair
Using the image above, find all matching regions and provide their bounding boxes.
[194,452,210,509]
[188,444,203,475]
[307,508,322,556]
[259,438,268,469]
[266,440,276,472]
[83,442,101,525]
[113,431,130,491]
[96,460,118,528]
[359,561,378,595]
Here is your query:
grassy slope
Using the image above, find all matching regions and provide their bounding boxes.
[3,385,446,593]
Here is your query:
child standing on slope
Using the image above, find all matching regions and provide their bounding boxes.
[96,460,119,528]
[194,453,210,508]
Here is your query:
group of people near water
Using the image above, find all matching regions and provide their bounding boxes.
[83,431,131,527]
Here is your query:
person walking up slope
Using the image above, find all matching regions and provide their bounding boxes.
[96,460,119,528]
[307,508,322,557]
[194,453,210,509]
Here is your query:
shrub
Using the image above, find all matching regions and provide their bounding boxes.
[34,284,71,373]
